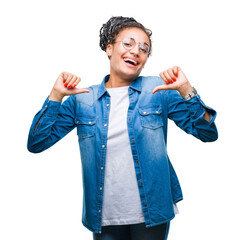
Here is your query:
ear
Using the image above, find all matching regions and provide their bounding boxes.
[106,44,113,58]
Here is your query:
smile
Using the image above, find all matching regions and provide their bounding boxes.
[123,57,138,67]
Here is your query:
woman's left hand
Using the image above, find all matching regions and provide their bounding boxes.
[153,66,211,122]
[152,66,193,97]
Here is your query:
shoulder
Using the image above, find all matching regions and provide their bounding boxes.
[141,76,163,86]
[140,76,165,94]
[74,84,100,106]
[140,75,180,99]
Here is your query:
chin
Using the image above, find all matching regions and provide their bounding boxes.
[121,71,141,81]
[110,61,144,81]
[121,67,143,80]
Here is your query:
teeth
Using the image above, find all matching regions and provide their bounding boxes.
[124,58,137,65]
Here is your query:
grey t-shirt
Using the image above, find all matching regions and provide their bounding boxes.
[101,86,178,226]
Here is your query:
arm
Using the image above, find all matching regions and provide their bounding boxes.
[27,96,76,153]
[153,66,218,142]
[166,90,218,142]
[27,72,90,153]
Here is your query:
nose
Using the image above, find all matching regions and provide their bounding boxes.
[129,43,140,56]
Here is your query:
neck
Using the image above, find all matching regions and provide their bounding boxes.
[106,77,132,88]
[106,69,137,88]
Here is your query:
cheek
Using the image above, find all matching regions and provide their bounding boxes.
[110,55,122,72]
[139,58,148,69]
[143,58,148,67]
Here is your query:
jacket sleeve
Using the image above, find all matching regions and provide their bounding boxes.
[166,90,218,142]
[27,96,76,153]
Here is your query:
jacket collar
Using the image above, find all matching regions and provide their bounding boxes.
[97,74,142,100]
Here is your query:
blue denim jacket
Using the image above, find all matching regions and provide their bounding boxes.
[27,75,218,233]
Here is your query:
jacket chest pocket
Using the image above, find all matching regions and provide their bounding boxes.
[138,106,163,129]
[76,116,96,138]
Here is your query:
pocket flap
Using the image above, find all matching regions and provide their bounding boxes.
[138,106,162,116]
[75,116,96,125]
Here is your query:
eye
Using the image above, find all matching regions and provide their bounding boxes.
[122,38,135,49]
[140,43,150,55]
[124,42,132,47]
[140,48,148,54]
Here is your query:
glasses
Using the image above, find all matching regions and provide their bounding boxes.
[115,37,150,55]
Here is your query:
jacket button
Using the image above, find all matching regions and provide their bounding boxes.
[136,160,138,163]
[98,210,101,213]
[100,187,102,190]
[139,181,142,184]
[128,117,131,120]
[132,139,135,142]
[144,203,147,207]
[106,104,110,107]
[102,145,105,148]
[131,99,134,102]
[101,167,104,170]
[104,124,107,127]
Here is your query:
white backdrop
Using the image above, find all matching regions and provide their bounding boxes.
[1,0,244,239]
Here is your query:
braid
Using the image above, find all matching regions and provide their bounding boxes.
[99,16,152,56]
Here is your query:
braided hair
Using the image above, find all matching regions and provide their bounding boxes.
[99,16,152,56]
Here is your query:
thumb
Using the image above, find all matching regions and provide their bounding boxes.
[152,84,173,94]
[71,88,90,95]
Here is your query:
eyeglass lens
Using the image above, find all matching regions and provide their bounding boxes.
[122,38,150,54]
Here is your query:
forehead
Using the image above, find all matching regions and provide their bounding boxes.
[116,27,150,44]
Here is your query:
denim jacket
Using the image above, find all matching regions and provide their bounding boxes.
[27,75,218,233]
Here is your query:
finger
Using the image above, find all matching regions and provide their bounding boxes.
[159,72,169,84]
[152,84,172,94]
[67,75,78,88]
[173,66,179,77]
[61,72,68,82]
[64,73,74,87]
[57,72,64,82]
[163,71,173,84]
[166,68,176,83]
[152,86,164,94]
[72,77,81,88]
[72,88,90,95]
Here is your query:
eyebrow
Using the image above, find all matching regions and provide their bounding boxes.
[128,37,150,46]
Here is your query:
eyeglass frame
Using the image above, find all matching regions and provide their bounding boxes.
[114,37,151,56]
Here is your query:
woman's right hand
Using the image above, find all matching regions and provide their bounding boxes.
[49,72,90,101]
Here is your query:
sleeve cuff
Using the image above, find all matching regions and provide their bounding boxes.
[41,97,62,116]
[184,94,217,125]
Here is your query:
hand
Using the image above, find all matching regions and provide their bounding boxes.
[152,66,193,97]
[49,72,90,101]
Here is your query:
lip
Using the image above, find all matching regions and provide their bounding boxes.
[123,56,139,68]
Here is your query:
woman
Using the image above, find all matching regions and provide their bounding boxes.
[27,16,218,240]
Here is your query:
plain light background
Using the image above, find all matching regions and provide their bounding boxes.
[0,0,244,239]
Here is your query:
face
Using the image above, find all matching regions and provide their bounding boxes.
[106,27,150,82]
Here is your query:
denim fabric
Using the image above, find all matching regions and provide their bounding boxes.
[93,222,170,240]
[27,75,218,234]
